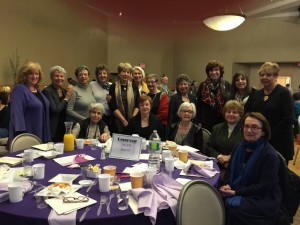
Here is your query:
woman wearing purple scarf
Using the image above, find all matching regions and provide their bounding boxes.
[220,112,283,225]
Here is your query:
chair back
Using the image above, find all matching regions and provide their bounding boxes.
[201,128,211,154]
[10,133,42,153]
[176,180,225,225]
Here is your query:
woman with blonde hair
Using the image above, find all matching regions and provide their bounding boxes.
[9,61,51,142]
[206,100,244,168]
[245,62,294,164]
[132,66,149,95]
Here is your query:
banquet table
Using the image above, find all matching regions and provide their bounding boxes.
[0,145,220,225]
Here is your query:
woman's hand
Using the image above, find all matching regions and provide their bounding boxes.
[106,94,112,102]
[122,120,128,127]
[219,184,235,197]
[217,154,230,165]
[99,133,109,143]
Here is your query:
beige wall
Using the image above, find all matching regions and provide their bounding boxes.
[1,0,300,90]
[0,0,108,86]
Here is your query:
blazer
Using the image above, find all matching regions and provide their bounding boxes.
[168,122,203,151]
[42,84,68,142]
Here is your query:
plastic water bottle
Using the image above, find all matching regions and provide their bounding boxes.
[148,130,161,172]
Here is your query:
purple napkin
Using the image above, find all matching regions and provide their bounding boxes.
[183,162,219,178]
[188,151,217,162]
[48,209,76,225]
[130,173,183,225]
[131,188,169,225]
[0,181,33,203]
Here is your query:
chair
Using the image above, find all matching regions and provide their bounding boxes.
[201,128,211,154]
[0,137,8,156]
[176,180,225,225]
[10,133,42,153]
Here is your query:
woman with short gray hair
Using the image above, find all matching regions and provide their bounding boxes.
[72,102,110,142]
[43,65,73,142]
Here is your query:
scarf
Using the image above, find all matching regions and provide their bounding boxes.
[226,138,266,207]
[115,80,135,133]
[97,81,110,91]
[201,78,226,115]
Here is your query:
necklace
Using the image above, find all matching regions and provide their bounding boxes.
[263,96,269,101]
[121,85,127,91]
[150,92,159,102]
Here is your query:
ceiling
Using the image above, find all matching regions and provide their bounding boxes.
[78,0,300,27]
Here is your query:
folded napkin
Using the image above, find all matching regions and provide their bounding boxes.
[183,161,219,178]
[0,181,33,203]
[54,154,95,167]
[48,209,76,225]
[130,172,183,225]
[188,151,217,162]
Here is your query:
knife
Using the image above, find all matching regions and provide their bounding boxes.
[79,207,90,222]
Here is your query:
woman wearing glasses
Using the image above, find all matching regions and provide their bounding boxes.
[205,100,244,169]
[167,102,203,151]
[245,62,294,164]
[146,74,168,127]
[220,112,283,225]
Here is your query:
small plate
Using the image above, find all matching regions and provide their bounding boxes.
[79,180,94,187]
[48,174,79,183]
[35,184,81,197]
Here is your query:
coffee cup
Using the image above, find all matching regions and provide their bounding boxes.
[178,150,188,163]
[130,172,144,189]
[8,182,24,203]
[76,139,84,149]
[165,157,175,172]
[32,163,45,180]
[103,165,117,177]
[98,174,111,192]
[162,150,172,162]
[54,143,64,154]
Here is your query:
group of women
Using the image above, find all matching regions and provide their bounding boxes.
[6,60,294,225]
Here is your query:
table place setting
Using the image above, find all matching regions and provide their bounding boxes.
[45,192,96,215]
[53,154,96,167]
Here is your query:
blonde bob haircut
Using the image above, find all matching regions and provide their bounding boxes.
[133,66,145,78]
[222,100,244,118]
[117,62,132,74]
[177,102,197,119]
[259,62,280,76]
[17,61,43,88]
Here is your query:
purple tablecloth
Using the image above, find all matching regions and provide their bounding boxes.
[0,146,219,225]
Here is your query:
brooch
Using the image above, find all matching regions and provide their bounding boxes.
[263,96,269,101]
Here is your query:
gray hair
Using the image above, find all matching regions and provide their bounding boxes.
[176,74,191,86]
[88,102,104,114]
[49,65,66,78]
[177,102,196,119]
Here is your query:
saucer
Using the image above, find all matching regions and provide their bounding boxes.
[79,180,94,187]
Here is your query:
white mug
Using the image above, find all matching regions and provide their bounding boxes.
[145,167,157,186]
[32,163,45,180]
[165,157,175,172]
[54,143,64,154]
[162,150,172,162]
[76,139,84,149]
[8,182,24,203]
[98,174,111,192]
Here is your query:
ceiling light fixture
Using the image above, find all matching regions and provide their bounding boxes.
[203,13,246,31]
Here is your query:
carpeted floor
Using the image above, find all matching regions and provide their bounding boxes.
[289,143,300,225]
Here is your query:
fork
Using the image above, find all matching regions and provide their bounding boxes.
[97,195,107,216]
[106,193,115,215]
[86,179,97,193]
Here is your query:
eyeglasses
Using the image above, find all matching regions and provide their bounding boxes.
[181,110,193,114]
[63,196,89,203]
[242,124,262,131]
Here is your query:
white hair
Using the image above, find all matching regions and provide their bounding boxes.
[177,102,196,119]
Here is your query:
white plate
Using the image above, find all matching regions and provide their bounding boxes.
[48,174,79,183]
[78,180,94,187]
[35,184,82,197]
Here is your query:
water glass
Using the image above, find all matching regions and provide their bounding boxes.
[117,190,129,210]
[23,150,33,177]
